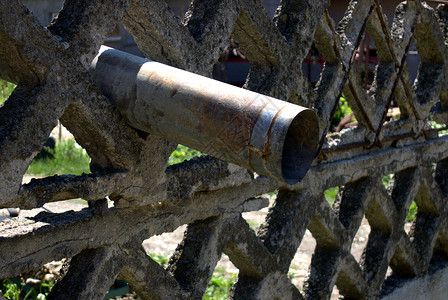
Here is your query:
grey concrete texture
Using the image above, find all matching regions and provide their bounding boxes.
[1,0,448,299]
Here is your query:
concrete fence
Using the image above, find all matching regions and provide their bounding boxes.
[1,0,448,299]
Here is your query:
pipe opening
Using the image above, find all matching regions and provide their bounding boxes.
[281,110,319,184]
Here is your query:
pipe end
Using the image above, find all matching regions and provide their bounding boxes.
[281,109,319,184]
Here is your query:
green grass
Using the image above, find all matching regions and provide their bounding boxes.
[382,174,393,188]
[202,274,236,300]
[148,253,169,268]
[26,139,91,176]
[245,220,260,231]
[1,277,54,300]
[406,201,417,222]
[1,278,20,300]
[168,144,203,165]
[148,252,236,300]
[0,80,16,105]
[431,120,448,135]
[324,187,339,206]
[26,141,203,177]
[330,94,355,132]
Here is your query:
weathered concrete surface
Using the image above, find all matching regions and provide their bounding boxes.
[2,0,448,299]
[382,266,448,300]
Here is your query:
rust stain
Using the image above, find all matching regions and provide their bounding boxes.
[263,104,288,159]
[249,100,270,143]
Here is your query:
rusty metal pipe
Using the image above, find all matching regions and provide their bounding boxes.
[91,46,319,184]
